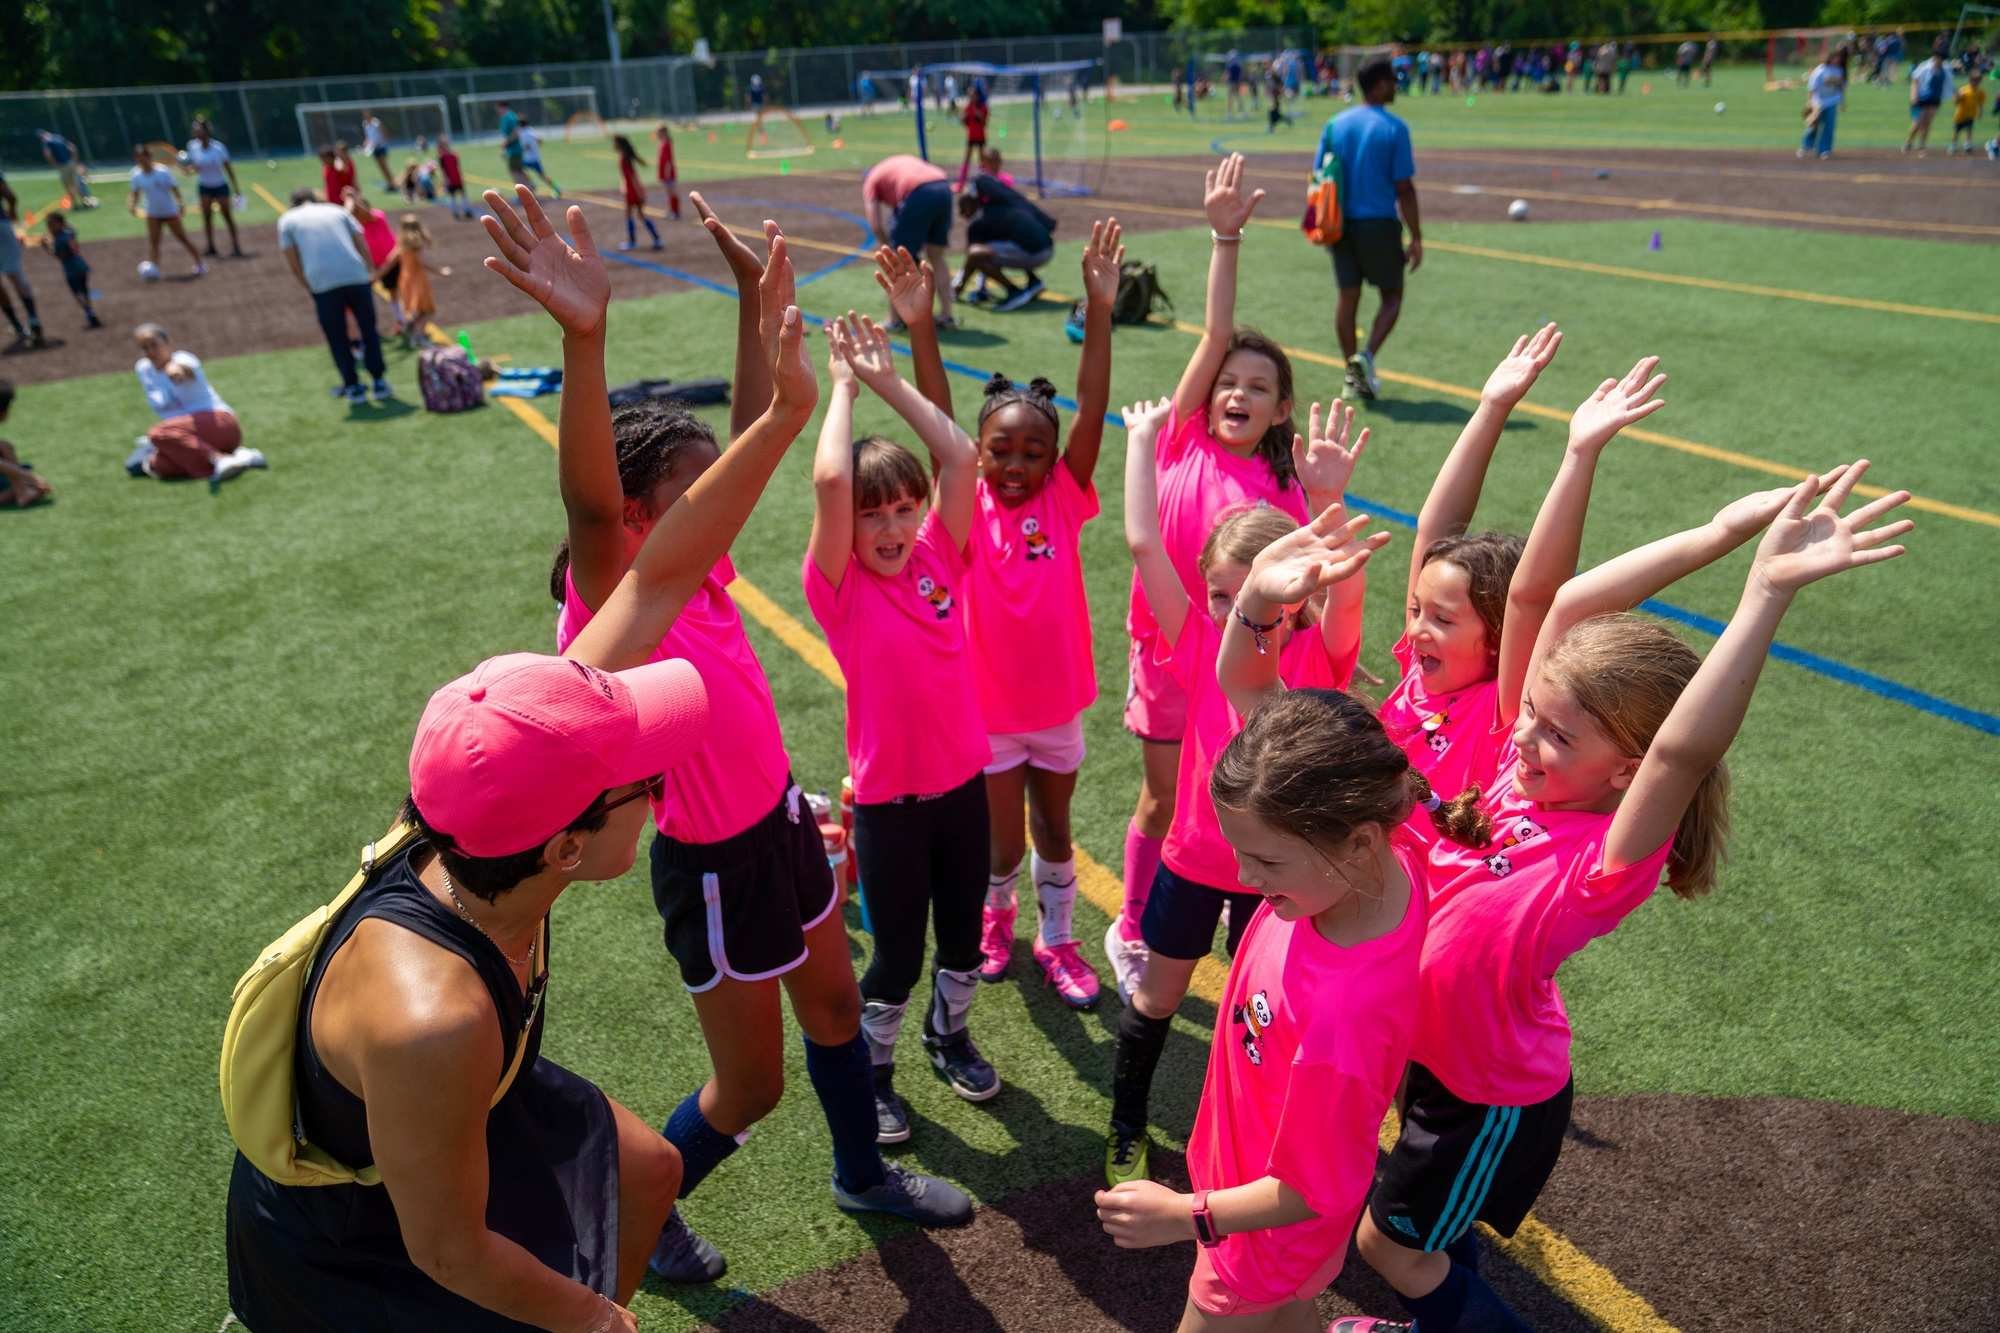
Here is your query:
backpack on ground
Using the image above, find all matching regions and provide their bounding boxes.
[1112,261,1172,326]
[1302,149,1344,247]
[218,822,541,1187]
[417,346,486,413]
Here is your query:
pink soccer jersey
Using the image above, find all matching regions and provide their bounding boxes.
[1379,634,1509,801]
[803,510,992,803]
[1186,832,1428,1307]
[556,557,790,844]
[964,464,1099,736]
[1160,612,1355,893]
[1125,401,1307,652]
[1412,736,1675,1105]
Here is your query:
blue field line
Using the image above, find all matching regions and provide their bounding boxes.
[596,228,1998,739]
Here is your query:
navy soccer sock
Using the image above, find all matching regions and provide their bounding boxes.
[643,217,661,244]
[1402,1258,1530,1333]
[662,1090,741,1199]
[804,1032,886,1194]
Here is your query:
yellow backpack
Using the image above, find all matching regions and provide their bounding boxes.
[218,822,540,1187]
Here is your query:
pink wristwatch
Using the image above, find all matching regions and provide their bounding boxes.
[1190,1190,1221,1247]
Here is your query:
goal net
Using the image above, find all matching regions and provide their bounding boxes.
[294,96,448,158]
[915,60,1106,199]
[459,87,601,142]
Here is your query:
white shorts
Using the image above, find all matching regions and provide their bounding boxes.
[984,716,1087,776]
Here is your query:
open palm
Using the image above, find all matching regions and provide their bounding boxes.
[1203,153,1265,235]
[1121,396,1173,440]
[1568,355,1667,453]
[480,186,607,337]
[1752,459,1912,594]
[691,192,766,288]
[1247,503,1388,605]
[1481,323,1562,407]
[1080,218,1125,305]
[831,312,897,388]
[873,246,934,326]
[1291,399,1369,498]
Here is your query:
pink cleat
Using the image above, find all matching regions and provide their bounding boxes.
[1033,938,1101,1009]
[977,902,1015,982]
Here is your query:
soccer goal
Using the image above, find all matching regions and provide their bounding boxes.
[294,96,449,158]
[459,86,602,142]
[914,60,1107,199]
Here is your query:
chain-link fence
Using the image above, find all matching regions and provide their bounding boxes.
[0,27,1312,169]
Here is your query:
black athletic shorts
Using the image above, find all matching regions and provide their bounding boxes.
[890,179,953,254]
[1331,216,1407,293]
[199,183,231,203]
[649,777,839,993]
[1369,1061,1574,1251]
[63,269,89,297]
[1139,863,1261,962]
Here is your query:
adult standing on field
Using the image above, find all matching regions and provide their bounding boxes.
[1906,38,1955,155]
[277,188,391,404]
[128,144,206,278]
[860,154,955,327]
[496,101,532,193]
[360,109,397,191]
[183,117,244,259]
[1800,45,1850,159]
[37,130,94,208]
[1318,56,1421,401]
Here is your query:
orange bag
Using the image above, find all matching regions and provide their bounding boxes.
[1301,158,1343,246]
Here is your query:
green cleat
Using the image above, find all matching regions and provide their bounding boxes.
[1105,1127,1151,1188]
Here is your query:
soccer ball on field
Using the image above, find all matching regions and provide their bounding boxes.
[137,260,161,281]
[1507,199,1530,221]
[1713,101,1726,114]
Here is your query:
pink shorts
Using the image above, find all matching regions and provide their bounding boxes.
[1187,1242,1342,1318]
[984,715,1087,775]
[1123,632,1187,743]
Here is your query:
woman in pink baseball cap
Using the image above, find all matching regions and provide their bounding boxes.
[225,231,819,1333]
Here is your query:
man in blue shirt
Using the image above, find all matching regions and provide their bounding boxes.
[1317,56,1422,399]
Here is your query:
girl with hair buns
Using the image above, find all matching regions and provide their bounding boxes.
[1348,460,1913,1333]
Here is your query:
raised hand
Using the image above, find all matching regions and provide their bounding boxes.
[873,245,936,327]
[690,191,765,289]
[825,322,857,391]
[1291,399,1369,500]
[1246,501,1391,607]
[1203,152,1265,236]
[1080,218,1125,307]
[757,226,817,415]
[1567,355,1667,454]
[1710,466,1847,541]
[1121,395,1174,442]
[829,311,898,390]
[1480,323,1563,408]
[1750,459,1912,596]
[480,185,608,337]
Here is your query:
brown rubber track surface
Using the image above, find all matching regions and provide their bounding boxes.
[7,145,1991,391]
[693,1095,2000,1332]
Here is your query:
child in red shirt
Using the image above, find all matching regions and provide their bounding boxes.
[614,135,661,250]
[654,124,681,219]
[319,142,356,204]
[957,82,990,188]
[436,135,470,219]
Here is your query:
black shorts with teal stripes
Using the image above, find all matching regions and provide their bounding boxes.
[1368,1061,1574,1250]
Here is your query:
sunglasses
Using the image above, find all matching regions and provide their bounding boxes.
[603,774,665,814]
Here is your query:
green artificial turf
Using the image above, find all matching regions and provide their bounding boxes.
[2,180,1996,1329]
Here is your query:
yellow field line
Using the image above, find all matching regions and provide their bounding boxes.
[249,181,289,215]
[481,383,1672,1332]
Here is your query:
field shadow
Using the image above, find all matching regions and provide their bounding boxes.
[1,337,68,358]
[344,398,419,423]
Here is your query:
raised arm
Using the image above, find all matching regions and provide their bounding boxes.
[875,245,952,418]
[1063,217,1123,488]
[836,311,979,549]
[481,188,624,611]
[808,321,860,588]
[1123,396,1191,646]
[565,231,818,671]
[1218,499,1388,717]
[691,191,774,437]
[1606,464,1911,873]
[1407,324,1562,605]
[1495,356,1667,722]
[1171,154,1265,420]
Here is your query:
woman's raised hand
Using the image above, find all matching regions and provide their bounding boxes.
[480,185,607,338]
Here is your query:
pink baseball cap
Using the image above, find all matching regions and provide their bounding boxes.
[409,652,707,857]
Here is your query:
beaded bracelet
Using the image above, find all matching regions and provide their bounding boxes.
[1233,604,1283,655]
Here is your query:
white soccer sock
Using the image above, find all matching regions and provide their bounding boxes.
[986,865,1020,911]
[927,967,979,1039]
[1033,853,1078,947]
[860,998,906,1066]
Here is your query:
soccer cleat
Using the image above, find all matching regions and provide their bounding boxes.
[962,286,992,305]
[923,1029,1000,1101]
[833,1164,973,1226]
[1104,921,1149,1007]
[1326,1320,1412,1332]
[191,263,207,278]
[372,378,395,402]
[344,384,368,404]
[1033,938,1101,1009]
[647,1210,727,1283]
[872,1062,911,1144]
[617,240,636,251]
[977,902,1016,982]
[1104,1127,1151,1187]
[1351,351,1381,399]
[993,278,1045,313]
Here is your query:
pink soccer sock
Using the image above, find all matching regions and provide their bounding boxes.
[1120,821,1163,943]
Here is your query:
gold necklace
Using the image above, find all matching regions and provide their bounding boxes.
[441,866,539,970]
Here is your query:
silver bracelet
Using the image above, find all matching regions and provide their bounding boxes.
[583,1293,619,1333]
[1211,229,1242,244]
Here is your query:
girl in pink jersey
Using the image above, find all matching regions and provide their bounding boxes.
[1114,154,1352,1009]
[1350,460,1913,1333]
[1104,396,1376,1190]
[806,311,1000,1146]
[482,187,971,1284]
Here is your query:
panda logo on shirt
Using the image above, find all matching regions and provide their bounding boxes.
[915,574,954,620]
[1021,516,1055,561]
[1233,990,1274,1066]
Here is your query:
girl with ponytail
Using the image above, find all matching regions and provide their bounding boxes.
[1351,460,1914,1333]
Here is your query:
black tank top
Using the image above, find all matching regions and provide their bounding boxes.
[294,838,547,1169]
